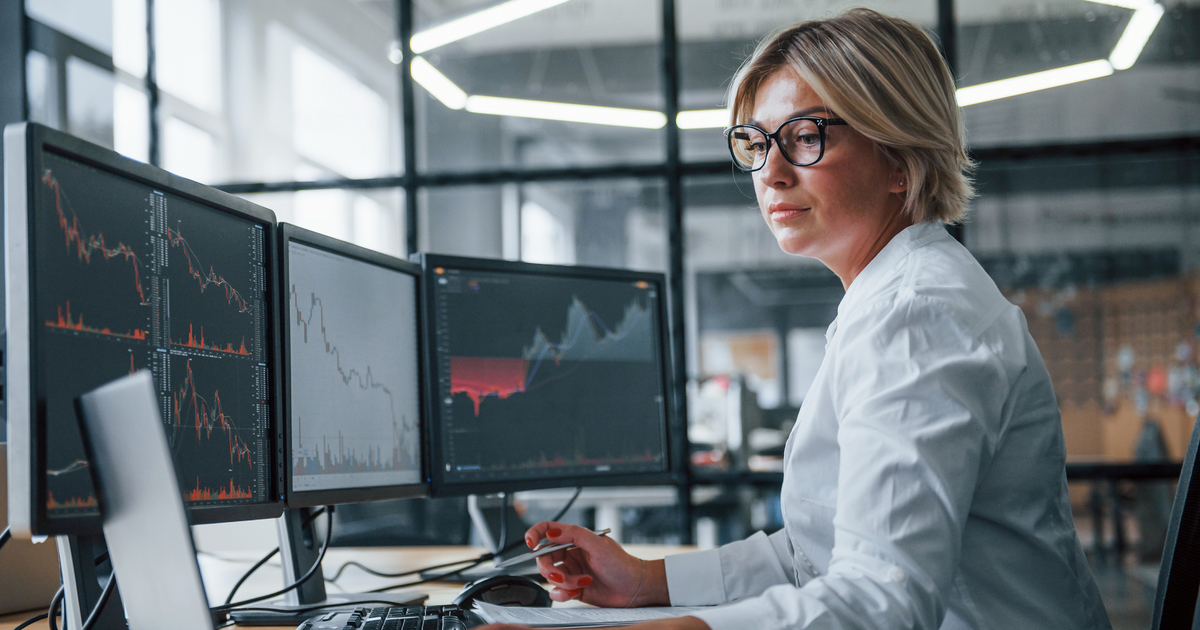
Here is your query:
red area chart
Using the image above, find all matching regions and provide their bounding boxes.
[449,357,530,415]
[187,478,255,501]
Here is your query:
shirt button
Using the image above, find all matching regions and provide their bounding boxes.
[890,568,906,582]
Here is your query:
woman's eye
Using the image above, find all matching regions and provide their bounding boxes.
[795,134,819,147]
[749,141,767,153]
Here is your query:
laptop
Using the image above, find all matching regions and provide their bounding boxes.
[0,443,63,615]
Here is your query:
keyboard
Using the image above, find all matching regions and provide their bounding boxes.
[298,605,481,630]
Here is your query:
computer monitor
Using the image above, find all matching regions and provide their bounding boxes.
[413,254,679,497]
[4,122,282,538]
[280,223,425,507]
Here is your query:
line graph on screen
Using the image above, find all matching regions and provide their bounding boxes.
[290,286,418,477]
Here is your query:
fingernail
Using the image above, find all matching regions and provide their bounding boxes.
[578,576,593,586]
[547,528,562,537]
[549,572,563,582]
[568,589,583,598]
[526,536,534,548]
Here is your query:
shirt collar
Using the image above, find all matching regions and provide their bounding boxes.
[834,221,951,325]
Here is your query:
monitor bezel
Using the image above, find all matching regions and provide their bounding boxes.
[279,223,429,508]
[413,253,682,498]
[4,122,285,537]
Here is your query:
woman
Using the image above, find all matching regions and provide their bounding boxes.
[482,8,1109,629]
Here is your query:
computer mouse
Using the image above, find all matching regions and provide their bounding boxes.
[452,574,553,609]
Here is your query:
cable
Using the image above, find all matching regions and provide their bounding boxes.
[0,526,11,552]
[224,547,279,605]
[13,613,49,630]
[222,506,326,605]
[211,505,335,613]
[325,555,481,582]
[47,586,64,630]
[224,598,415,617]
[327,488,585,586]
[79,574,116,630]
[550,487,583,523]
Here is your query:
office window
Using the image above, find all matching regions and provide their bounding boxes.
[161,116,217,183]
[238,189,406,258]
[25,0,114,55]
[113,82,149,162]
[420,179,666,271]
[291,43,391,179]
[155,0,222,113]
[112,0,145,78]
[413,0,664,172]
[957,0,1200,146]
[65,56,115,149]
[25,50,53,127]
[218,1,401,183]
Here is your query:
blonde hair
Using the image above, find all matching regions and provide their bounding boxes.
[728,8,973,224]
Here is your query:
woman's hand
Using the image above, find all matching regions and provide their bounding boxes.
[522,521,669,607]
[477,617,710,630]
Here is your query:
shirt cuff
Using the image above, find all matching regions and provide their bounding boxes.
[664,549,726,606]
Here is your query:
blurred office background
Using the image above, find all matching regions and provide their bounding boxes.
[2,0,1199,626]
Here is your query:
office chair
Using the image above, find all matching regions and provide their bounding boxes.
[1151,412,1200,630]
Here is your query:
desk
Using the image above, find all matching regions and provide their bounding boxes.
[0,544,695,630]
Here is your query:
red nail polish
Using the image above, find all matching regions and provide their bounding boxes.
[579,576,593,586]
[526,537,534,548]
[549,572,563,582]
[569,589,582,597]
[547,528,562,537]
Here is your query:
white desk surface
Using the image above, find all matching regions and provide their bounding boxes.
[0,544,696,630]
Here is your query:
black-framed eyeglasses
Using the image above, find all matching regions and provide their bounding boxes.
[725,117,848,172]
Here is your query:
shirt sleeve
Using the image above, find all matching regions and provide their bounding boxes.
[691,296,1011,630]
[665,529,796,606]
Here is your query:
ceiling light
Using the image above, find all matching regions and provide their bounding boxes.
[1109,3,1165,70]
[411,56,467,109]
[677,109,729,130]
[956,60,1114,106]
[411,0,571,54]
[464,96,667,129]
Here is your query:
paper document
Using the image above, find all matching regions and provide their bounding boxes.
[473,601,717,628]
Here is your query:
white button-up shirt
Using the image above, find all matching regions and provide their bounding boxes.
[666,222,1110,629]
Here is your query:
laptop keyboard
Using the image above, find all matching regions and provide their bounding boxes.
[298,605,474,630]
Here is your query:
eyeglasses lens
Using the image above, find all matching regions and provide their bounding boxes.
[729,119,825,170]
[779,119,823,166]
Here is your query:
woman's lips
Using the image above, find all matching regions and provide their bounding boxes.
[769,204,809,221]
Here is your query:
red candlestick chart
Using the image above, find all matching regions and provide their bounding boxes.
[171,359,255,468]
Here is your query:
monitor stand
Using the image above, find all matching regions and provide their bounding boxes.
[227,508,426,626]
[57,534,128,630]
[419,494,540,584]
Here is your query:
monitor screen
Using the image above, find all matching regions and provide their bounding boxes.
[4,123,281,536]
[282,226,425,507]
[418,254,675,496]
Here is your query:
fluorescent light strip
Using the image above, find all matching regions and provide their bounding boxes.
[411,0,570,54]
[955,59,1114,106]
[464,95,667,129]
[411,56,468,109]
[677,109,728,130]
[1109,3,1165,70]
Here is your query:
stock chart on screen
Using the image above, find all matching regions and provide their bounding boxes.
[430,265,668,487]
[34,151,272,519]
[287,241,422,493]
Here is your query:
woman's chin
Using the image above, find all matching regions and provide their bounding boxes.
[773,234,817,257]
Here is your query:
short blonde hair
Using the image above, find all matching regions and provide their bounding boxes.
[728,8,973,225]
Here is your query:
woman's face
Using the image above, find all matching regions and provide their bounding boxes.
[750,69,906,272]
